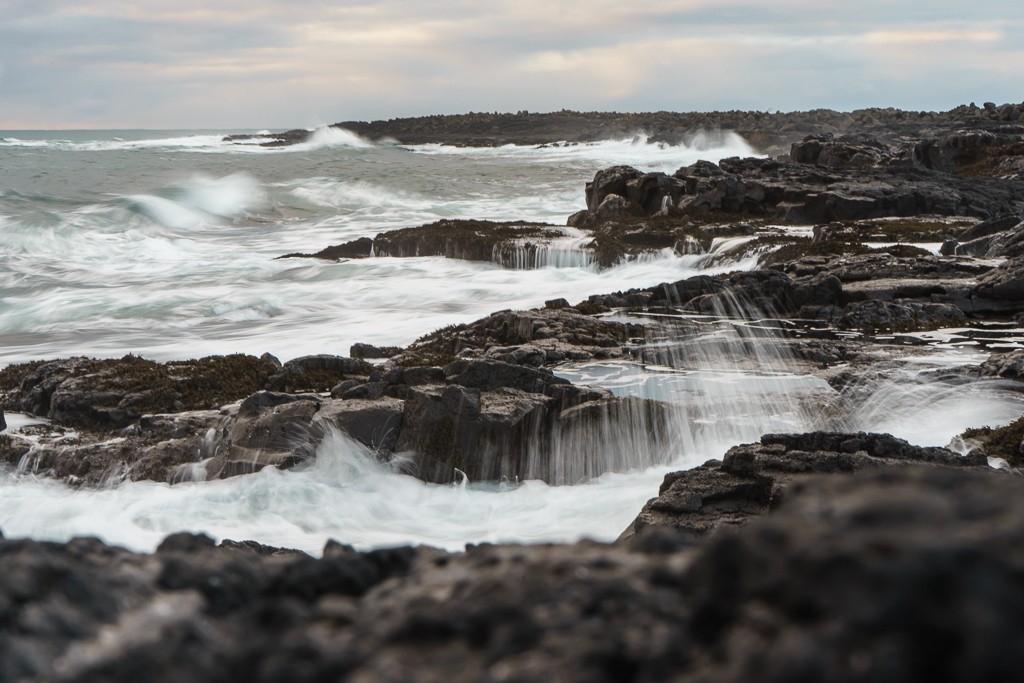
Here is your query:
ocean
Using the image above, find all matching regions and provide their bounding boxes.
[1,127,1021,555]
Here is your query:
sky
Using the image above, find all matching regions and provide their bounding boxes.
[1,0,1022,129]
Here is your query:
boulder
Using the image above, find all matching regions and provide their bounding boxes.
[277,236,373,260]
[268,355,372,393]
[837,299,967,333]
[791,133,891,168]
[6,461,1024,682]
[394,384,555,484]
[443,358,570,394]
[310,397,405,454]
[585,165,642,211]
[980,349,1024,380]
[4,354,278,428]
[205,400,321,479]
[624,431,985,540]
[349,343,402,360]
[974,255,1024,308]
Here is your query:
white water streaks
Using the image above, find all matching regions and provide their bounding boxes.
[407,131,759,174]
[0,126,764,366]
[0,246,755,366]
[0,427,673,556]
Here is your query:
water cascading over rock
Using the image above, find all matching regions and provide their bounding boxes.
[548,283,828,479]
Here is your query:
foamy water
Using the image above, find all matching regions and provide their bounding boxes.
[0,128,757,365]
[2,127,1021,554]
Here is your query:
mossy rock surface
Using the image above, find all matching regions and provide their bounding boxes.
[3,354,281,427]
[962,416,1024,467]
[372,219,554,261]
[757,237,931,267]
[958,141,1024,177]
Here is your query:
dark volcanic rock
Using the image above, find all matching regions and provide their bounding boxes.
[625,431,985,540]
[311,397,405,454]
[392,308,638,368]
[0,355,279,429]
[951,214,1024,257]
[4,463,1024,682]
[393,383,553,483]
[973,255,1024,311]
[278,219,562,266]
[679,465,1024,683]
[674,156,1024,223]
[837,299,968,333]
[350,343,403,360]
[266,355,372,393]
[790,133,892,168]
[980,349,1024,380]
[329,102,1024,153]
[278,236,374,260]
[205,400,321,479]
[365,219,553,262]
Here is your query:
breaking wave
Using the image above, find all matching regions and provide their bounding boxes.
[408,131,759,173]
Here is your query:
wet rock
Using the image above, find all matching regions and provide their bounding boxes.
[2,355,279,429]
[791,133,891,168]
[205,400,321,479]
[394,384,554,484]
[392,308,636,368]
[350,343,403,360]
[948,214,1024,257]
[974,255,1024,310]
[837,299,967,333]
[594,193,638,220]
[443,358,570,394]
[958,213,1023,242]
[370,219,554,262]
[979,349,1024,380]
[792,273,843,308]
[544,298,571,310]
[310,397,405,454]
[685,269,796,315]
[278,236,374,260]
[624,431,985,540]
[267,355,372,393]
[662,153,1024,223]
[680,465,1024,683]
[915,130,1023,174]
[586,165,643,211]
[238,390,314,416]
[7,462,1024,682]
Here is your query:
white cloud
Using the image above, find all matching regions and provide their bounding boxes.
[1,0,1022,128]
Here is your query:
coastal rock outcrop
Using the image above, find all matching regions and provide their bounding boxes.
[3,463,1024,682]
[623,431,987,540]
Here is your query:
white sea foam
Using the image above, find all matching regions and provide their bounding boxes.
[842,374,1024,446]
[408,131,759,173]
[291,126,374,151]
[0,428,672,555]
[0,134,231,152]
[4,125,1023,555]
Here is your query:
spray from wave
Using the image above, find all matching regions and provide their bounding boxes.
[408,131,758,173]
[291,126,374,151]
[0,427,668,555]
[122,173,265,229]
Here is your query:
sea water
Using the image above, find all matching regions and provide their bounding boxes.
[1,127,1021,554]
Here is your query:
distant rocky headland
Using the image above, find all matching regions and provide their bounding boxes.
[227,100,1024,156]
[4,101,1024,681]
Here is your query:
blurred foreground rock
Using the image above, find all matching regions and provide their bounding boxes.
[3,463,1024,682]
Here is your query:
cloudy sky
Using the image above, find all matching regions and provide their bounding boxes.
[2,0,1022,129]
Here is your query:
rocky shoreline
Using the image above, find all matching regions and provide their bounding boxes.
[226,100,1024,157]
[5,103,1024,680]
